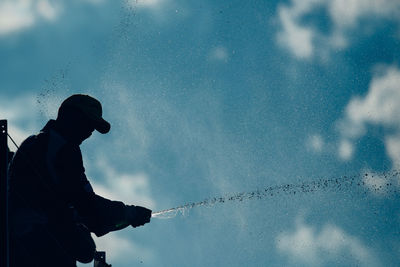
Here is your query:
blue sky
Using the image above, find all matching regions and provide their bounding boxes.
[1,0,400,266]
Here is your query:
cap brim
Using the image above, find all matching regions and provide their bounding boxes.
[93,117,111,134]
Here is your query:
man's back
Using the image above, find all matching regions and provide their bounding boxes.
[10,128,64,220]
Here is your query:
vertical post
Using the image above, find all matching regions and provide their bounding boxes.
[0,120,9,267]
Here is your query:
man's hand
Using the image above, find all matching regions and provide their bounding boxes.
[126,205,152,228]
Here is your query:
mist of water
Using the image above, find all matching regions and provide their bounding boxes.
[152,170,399,219]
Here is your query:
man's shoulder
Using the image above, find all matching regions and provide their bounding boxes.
[18,132,48,153]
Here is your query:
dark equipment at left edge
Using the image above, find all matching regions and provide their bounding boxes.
[1,119,10,267]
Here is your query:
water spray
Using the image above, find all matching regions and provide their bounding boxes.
[152,170,400,219]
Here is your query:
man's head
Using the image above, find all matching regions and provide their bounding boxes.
[56,94,110,144]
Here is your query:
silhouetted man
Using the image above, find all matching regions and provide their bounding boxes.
[8,94,152,267]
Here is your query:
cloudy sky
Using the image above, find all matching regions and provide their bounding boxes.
[1,0,400,266]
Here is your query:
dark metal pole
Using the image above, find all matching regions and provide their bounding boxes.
[0,120,9,267]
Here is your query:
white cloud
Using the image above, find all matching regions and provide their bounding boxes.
[328,0,399,30]
[209,46,229,62]
[0,0,61,36]
[90,157,156,209]
[0,1,34,35]
[306,134,324,153]
[337,65,400,165]
[338,139,354,161]
[385,135,400,168]
[36,0,59,21]
[346,67,400,127]
[276,0,400,59]
[276,218,379,266]
[277,2,318,59]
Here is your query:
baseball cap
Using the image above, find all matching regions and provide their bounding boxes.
[59,94,110,134]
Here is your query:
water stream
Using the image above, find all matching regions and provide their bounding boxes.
[152,170,399,219]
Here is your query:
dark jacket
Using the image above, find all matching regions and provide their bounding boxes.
[9,120,129,255]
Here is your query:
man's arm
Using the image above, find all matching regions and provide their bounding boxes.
[55,144,151,236]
